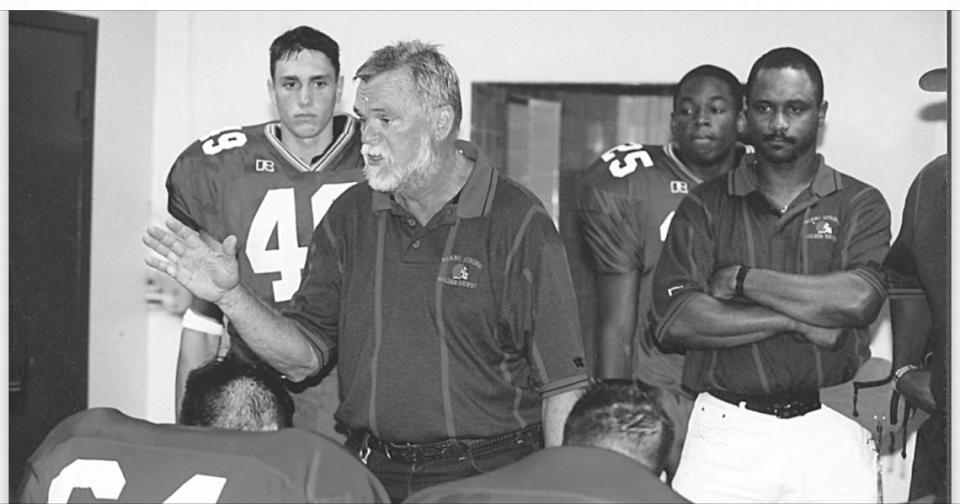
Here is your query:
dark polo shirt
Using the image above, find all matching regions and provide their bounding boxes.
[885,154,949,410]
[652,154,890,396]
[404,446,689,503]
[285,140,589,442]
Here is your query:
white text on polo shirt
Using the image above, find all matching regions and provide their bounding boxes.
[438,254,484,288]
[804,215,839,241]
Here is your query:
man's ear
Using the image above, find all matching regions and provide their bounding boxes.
[817,100,828,126]
[335,74,344,104]
[267,78,277,107]
[434,104,455,140]
[736,109,747,137]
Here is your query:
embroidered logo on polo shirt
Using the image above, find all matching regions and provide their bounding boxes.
[438,254,483,288]
[804,215,839,241]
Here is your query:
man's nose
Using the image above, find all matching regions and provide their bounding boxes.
[298,87,312,106]
[770,111,788,133]
[361,121,378,145]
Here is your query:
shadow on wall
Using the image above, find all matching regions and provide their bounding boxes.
[918,101,948,122]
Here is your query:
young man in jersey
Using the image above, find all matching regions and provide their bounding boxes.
[651,47,889,502]
[165,26,363,440]
[145,40,587,502]
[577,64,747,480]
[405,380,689,503]
[18,356,389,503]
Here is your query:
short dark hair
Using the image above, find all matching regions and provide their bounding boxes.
[269,26,340,79]
[747,46,824,105]
[674,64,744,112]
[354,40,462,138]
[563,380,674,473]
[179,356,294,431]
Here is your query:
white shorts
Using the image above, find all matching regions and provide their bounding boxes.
[673,392,878,503]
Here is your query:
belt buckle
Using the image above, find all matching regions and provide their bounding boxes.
[774,401,807,419]
[359,442,371,465]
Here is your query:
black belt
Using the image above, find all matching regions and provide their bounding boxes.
[710,390,821,419]
[345,423,542,463]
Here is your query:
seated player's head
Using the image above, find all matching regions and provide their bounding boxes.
[179,356,294,431]
[670,64,744,168]
[562,380,674,473]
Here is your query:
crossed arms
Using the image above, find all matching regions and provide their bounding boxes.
[651,192,890,351]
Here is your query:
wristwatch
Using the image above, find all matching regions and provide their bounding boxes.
[893,364,920,388]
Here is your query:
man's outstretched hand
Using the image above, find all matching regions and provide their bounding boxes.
[143,219,240,304]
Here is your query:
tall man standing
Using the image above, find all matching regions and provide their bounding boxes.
[652,47,891,502]
[885,66,949,503]
[578,64,747,480]
[165,26,364,439]
[146,40,588,502]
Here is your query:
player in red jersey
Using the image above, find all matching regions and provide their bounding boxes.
[18,357,389,503]
[577,64,748,481]
[405,380,688,503]
[165,26,363,439]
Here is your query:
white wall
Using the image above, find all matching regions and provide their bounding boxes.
[75,9,946,501]
[78,11,158,419]
[153,10,948,237]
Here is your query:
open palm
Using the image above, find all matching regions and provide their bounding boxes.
[143,219,240,303]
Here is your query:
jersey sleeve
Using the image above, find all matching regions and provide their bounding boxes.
[506,206,590,396]
[165,142,221,236]
[578,159,644,275]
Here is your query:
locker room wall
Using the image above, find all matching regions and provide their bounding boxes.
[71,10,947,502]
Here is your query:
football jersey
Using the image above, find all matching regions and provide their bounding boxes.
[17,408,389,503]
[405,446,688,503]
[578,143,747,391]
[166,115,364,309]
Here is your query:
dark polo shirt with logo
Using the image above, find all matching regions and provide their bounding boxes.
[652,154,890,396]
[285,140,589,443]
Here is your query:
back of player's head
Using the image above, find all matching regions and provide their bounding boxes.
[270,26,341,79]
[354,40,462,138]
[674,64,743,112]
[179,356,294,431]
[563,380,674,473]
[747,46,824,105]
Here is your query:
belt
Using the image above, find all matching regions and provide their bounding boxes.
[345,423,542,464]
[709,390,821,419]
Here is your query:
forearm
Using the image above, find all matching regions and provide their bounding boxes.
[742,268,883,327]
[889,297,932,369]
[217,286,321,381]
[662,293,798,350]
[593,273,639,379]
[175,328,222,417]
[542,387,584,447]
[597,324,632,379]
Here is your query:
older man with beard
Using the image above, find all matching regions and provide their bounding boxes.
[144,40,589,503]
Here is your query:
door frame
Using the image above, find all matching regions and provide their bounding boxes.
[8,9,97,497]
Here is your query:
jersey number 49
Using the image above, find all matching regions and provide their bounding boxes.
[246,183,355,302]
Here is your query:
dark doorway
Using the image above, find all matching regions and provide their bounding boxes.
[471,83,673,369]
[9,10,97,496]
